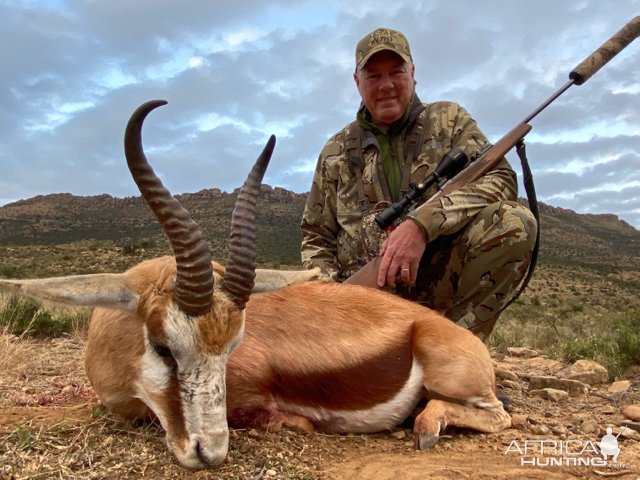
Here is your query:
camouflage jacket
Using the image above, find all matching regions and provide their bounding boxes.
[301,97,518,281]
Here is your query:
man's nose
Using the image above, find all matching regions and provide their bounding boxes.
[378,73,394,89]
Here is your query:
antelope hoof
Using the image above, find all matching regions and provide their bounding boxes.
[415,432,440,450]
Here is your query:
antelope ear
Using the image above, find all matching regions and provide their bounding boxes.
[0,274,139,311]
[252,267,325,292]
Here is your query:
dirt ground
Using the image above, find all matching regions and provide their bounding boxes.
[1,336,639,480]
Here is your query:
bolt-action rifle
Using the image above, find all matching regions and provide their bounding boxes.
[345,17,640,298]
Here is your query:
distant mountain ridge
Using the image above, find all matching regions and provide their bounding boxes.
[534,202,636,230]
[0,186,638,270]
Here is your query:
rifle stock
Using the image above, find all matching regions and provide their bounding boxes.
[344,256,382,287]
[439,123,532,196]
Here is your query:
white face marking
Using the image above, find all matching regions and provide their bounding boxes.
[136,303,245,469]
[279,359,425,433]
[136,325,173,429]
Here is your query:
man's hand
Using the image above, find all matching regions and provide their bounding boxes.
[377,219,427,288]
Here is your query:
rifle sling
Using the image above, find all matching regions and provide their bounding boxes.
[503,140,540,311]
[468,141,540,337]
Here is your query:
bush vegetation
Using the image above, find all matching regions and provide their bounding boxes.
[0,295,90,338]
[491,304,640,380]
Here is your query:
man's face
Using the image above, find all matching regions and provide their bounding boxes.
[354,50,415,125]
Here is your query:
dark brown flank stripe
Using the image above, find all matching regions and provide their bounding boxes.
[268,340,413,410]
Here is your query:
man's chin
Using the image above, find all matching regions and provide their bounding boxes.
[374,110,402,124]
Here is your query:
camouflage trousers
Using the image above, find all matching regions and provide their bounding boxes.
[394,200,537,341]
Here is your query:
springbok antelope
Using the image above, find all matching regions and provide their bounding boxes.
[0,100,511,470]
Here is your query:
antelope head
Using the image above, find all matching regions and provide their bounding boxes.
[0,100,275,469]
[122,100,274,468]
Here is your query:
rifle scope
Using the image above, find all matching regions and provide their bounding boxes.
[374,147,468,229]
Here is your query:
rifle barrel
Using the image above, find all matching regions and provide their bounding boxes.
[521,80,574,124]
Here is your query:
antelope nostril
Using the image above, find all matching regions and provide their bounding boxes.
[195,440,205,462]
[194,438,226,467]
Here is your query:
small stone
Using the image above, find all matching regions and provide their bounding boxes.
[523,357,563,375]
[495,368,519,382]
[529,376,588,397]
[546,389,569,402]
[507,347,539,358]
[601,405,618,415]
[391,430,406,440]
[247,429,260,438]
[556,359,608,385]
[551,425,568,436]
[511,414,528,430]
[491,351,505,362]
[599,425,640,442]
[620,421,640,433]
[529,389,546,398]
[608,380,632,394]
[501,379,522,390]
[580,420,598,434]
[621,404,640,421]
[530,425,551,435]
[619,428,640,442]
[528,415,544,425]
[267,469,277,477]
[529,388,568,402]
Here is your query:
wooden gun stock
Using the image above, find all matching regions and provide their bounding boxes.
[439,123,532,196]
[344,256,382,287]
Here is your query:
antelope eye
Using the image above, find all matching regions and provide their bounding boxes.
[152,344,173,359]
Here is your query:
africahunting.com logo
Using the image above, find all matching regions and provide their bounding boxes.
[504,426,629,468]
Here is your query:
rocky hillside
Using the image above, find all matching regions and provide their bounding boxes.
[531,201,640,271]
[1,188,638,272]
[0,186,306,267]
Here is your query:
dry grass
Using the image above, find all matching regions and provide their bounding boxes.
[0,333,39,408]
[2,330,639,480]
[1,260,639,479]
[0,337,399,480]
[0,328,379,480]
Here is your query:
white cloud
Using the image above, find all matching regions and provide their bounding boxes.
[0,0,638,229]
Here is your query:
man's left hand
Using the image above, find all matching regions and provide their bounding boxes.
[377,219,427,288]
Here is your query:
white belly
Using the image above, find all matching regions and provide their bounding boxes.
[277,359,424,433]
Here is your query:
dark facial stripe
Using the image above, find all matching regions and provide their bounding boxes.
[159,375,189,445]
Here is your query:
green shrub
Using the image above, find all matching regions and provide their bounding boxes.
[1,424,36,453]
[558,310,640,379]
[0,296,88,338]
[0,265,23,278]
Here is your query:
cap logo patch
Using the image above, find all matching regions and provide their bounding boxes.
[370,29,394,45]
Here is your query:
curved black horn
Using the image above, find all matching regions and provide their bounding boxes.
[124,100,213,316]
[221,135,275,310]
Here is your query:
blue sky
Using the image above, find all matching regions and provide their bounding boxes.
[1,0,639,228]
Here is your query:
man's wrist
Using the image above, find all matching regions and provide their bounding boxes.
[404,214,428,242]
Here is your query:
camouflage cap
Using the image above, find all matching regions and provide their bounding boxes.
[355,28,412,70]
